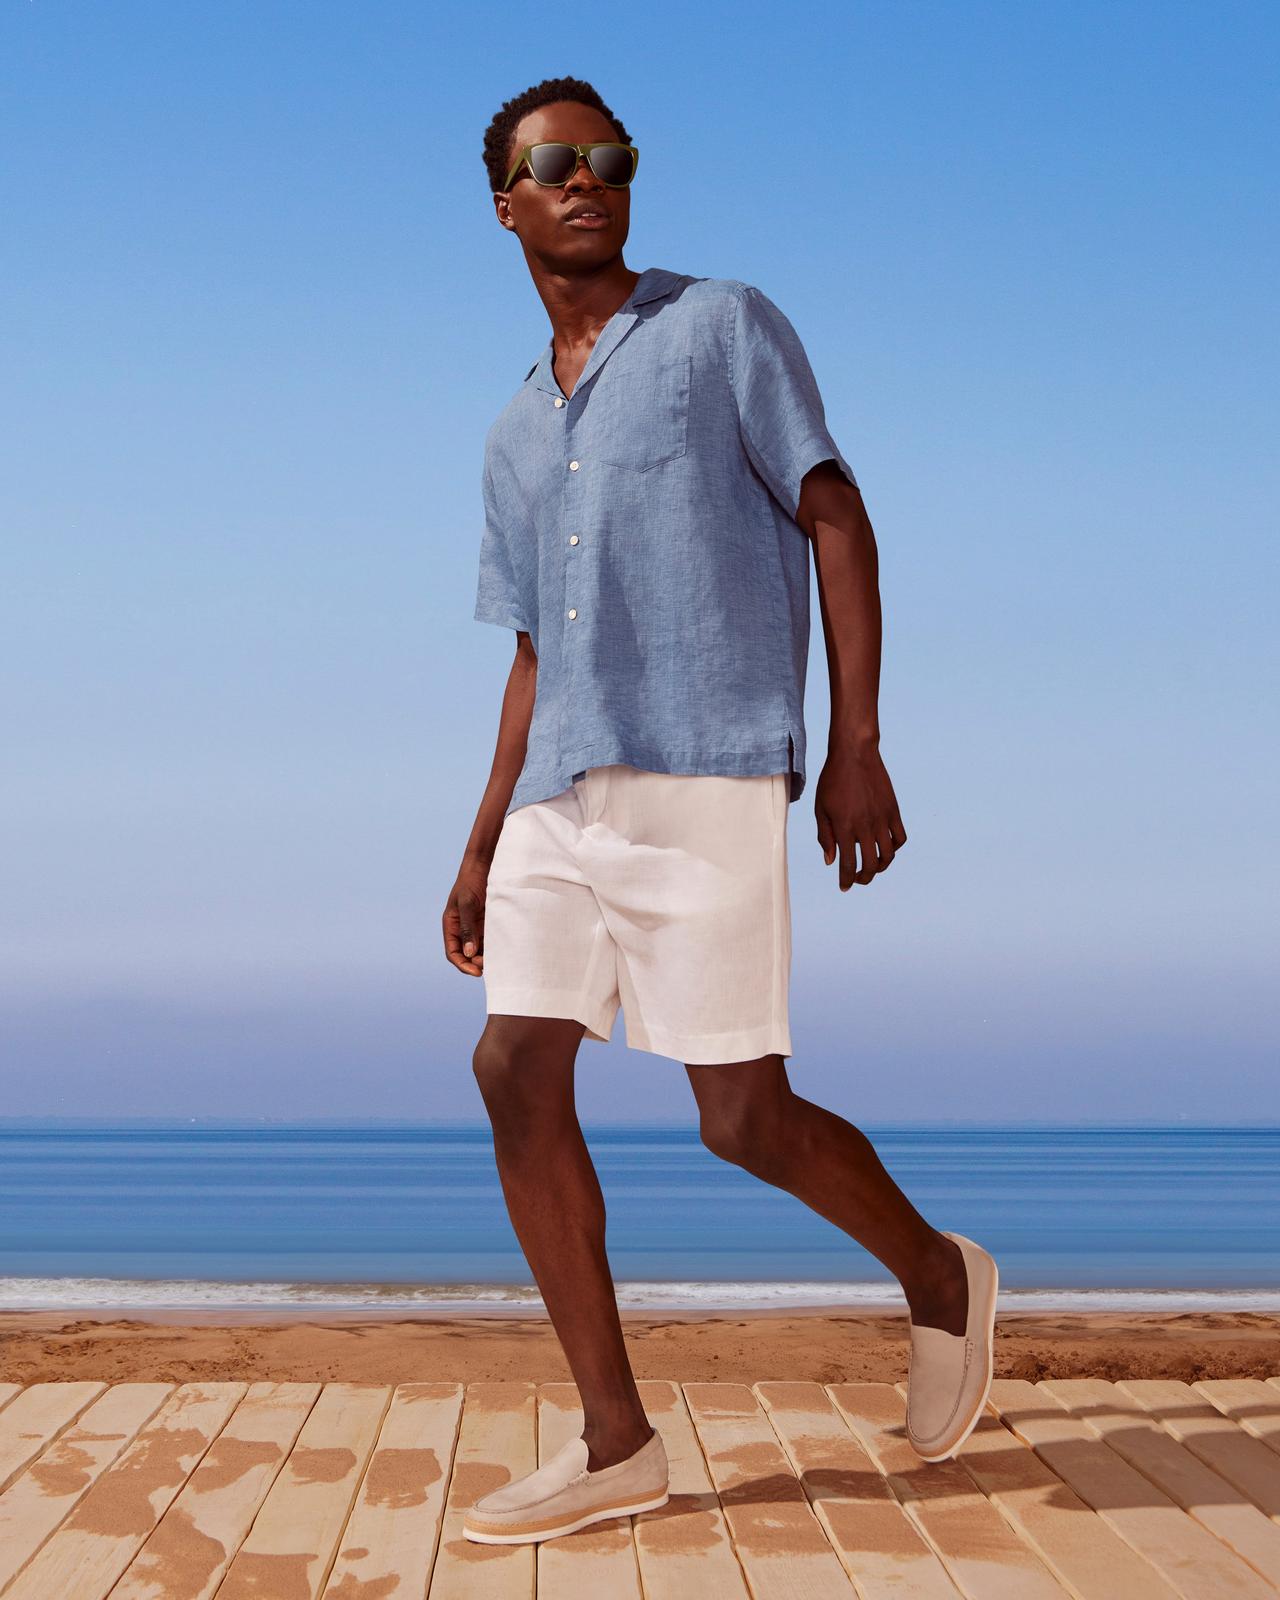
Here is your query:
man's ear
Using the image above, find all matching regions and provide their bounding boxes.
[493,192,516,233]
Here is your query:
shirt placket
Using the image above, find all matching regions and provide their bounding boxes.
[531,303,640,795]
[556,385,585,781]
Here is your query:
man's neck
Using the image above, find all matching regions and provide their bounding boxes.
[533,261,641,344]
[536,263,642,399]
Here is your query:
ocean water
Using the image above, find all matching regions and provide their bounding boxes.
[1,1123,1277,1312]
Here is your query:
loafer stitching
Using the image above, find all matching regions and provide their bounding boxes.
[908,1335,973,1445]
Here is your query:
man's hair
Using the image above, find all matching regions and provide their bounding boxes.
[483,76,633,193]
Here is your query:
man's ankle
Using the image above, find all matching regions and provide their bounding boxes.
[581,1416,654,1470]
[904,1231,965,1309]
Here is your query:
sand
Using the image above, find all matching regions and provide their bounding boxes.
[2,1309,1277,1385]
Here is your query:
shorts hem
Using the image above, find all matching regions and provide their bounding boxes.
[625,1016,793,1066]
[485,987,618,1045]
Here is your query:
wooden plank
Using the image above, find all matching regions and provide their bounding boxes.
[426,1381,537,1600]
[320,1382,462,1600]
[756,1380,961,1599]
[937,1384,1179,1600]
[828,1380,1067,1600]
[1194,1380,1280,1455]
[682,1380,857,1599]
[111,1381,320,1600]
[632,1379,749,1600]
[1119,1380,1280,1519]
[0,1382,171,1594]
[1042,1377,1280,1590]
[989,1378,1275,1600]
[216,1382,390,1600]
[0,1382,107,1493]
[3,1382,244,1600]
[535,1383,643,1597]
[0,1387,23,1416]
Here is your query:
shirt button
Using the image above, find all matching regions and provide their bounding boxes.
[569,535,579,545]
[568,459,580,471]
[554,397,564,408]
[568,608,578,620]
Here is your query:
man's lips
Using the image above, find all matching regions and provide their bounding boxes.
[565,208,610,227]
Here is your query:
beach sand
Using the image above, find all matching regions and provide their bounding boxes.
[2,1308,1277,1384]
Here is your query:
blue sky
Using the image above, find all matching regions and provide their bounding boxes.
[2,2,1275,1124]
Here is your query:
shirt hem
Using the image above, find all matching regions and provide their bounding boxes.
[474,605,531,631]
[506,734,804,817]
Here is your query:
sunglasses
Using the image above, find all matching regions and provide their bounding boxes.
[503,141,639,192]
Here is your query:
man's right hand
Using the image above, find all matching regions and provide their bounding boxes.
[443,860,490,977]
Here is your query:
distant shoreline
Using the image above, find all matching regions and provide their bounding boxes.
[5,1281,1280,1314]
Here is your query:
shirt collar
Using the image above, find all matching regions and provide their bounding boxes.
[524,267,683,394]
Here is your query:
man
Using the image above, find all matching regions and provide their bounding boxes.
[443,75,999,1545]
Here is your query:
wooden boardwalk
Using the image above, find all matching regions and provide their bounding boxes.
[0,1375,1277,1597]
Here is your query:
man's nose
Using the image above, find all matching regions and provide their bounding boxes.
[564,154,603,188]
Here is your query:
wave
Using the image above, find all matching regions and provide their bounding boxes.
[2,1277,1278,1313]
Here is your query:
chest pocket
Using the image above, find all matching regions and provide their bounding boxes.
[587,355,691,472]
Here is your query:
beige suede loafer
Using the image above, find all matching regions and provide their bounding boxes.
[906,1230,999,1461]
[462,1426,669,1544]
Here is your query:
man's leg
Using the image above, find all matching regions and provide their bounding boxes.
[473,1013,654,1469]
[685,1054,969,1333]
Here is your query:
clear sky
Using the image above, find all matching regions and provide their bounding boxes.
[2,2,1275,1125]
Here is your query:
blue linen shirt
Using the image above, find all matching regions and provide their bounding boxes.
[474,265,858,819]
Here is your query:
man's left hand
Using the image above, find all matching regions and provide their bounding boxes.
[814,744,907,889]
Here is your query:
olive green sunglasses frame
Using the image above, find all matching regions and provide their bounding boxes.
[502,140,640,192]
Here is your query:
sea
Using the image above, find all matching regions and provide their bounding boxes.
[1,1123,1277,1314]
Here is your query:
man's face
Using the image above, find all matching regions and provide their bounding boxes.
[495,101,631,266]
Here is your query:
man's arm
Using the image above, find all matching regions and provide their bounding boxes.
[795,460,907,888]
[443,633,537,975]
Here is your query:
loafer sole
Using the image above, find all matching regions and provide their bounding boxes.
[463,1486,671,1543]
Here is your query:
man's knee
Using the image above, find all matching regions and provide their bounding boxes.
[697,1096,783,1175]
[471,1017,576,1131]
[691,1058,790,1174]
[471,1032,518,1104]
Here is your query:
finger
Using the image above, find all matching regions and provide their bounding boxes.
[854,831,879,886]
[443,938,482,978]
[839,831,859,891]
[443,910,483,977]
[889,808,907,847]
[815,809,837,866]
[876,827,897,872]
[458,900,485,961]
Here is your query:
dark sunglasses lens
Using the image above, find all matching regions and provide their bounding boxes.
[588,145,635,185]
[528,144,580,185]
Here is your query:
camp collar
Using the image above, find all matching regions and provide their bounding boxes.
[524,267,684,394]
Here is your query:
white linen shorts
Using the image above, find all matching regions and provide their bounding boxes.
[482,763,792,1064]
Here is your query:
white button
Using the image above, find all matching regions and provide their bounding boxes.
[568,459,580,470]
[568,608,578,620]
[554,397,564,408]
[569,535,579,545]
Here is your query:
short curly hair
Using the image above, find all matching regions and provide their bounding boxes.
[483,75,633,193]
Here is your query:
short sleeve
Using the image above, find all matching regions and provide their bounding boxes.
[728,283,858,520]
[474,454,533,633]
